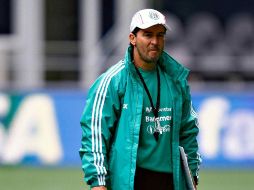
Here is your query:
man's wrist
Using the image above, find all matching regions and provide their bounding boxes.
[91,186,107,190]
[193,176,199,185]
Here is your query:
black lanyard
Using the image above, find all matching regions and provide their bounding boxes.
[134,65,161,141]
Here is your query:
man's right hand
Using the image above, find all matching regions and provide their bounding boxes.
[91,186,107,190]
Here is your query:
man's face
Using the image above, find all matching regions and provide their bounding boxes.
[132,25,166,64]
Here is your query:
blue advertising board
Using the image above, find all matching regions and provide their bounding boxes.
[192,92,254,168]
[0,90,86,166]
[0,90,254,167]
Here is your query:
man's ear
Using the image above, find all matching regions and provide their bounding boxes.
[129,33,136,46]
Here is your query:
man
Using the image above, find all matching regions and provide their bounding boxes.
[79,9,201,190]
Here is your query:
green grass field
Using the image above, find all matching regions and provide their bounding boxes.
[0,166,254,190]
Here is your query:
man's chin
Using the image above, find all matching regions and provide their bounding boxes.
[142,55,160,64]
[148,57,160,63]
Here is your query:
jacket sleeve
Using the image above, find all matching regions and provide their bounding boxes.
[179,80,201,179]
[79,74,121,188]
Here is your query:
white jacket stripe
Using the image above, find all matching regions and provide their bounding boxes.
[90,61,124,185]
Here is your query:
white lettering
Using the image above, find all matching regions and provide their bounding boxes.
[0,123,6,156]
[146,125,171,134]
[145,116,171,123]
[146,107,152,113]
[223,110,254,159]
[158,107,172,112]
[0,94,63,165]
[145,116,155,122]
[0,93,10,157]
[198,97,230,158]
[198,96,254,161]
[145,107,172,113]
[0,93,10,116]
[159,116,171,121]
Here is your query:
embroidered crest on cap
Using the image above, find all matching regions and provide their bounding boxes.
[149,11,160,20]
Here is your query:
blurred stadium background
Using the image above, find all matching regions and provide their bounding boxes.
[0,0,254,189]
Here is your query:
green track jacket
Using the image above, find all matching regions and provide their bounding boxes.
[79,46,201,190]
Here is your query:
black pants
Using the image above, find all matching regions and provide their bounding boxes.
[134,167,174,190]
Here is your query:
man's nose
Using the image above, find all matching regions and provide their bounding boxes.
[151,36,159,45]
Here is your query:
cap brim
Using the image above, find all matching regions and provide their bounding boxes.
[138,23,170,31]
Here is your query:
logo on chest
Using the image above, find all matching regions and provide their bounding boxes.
[147,125,171,135]
[123,104,128,109]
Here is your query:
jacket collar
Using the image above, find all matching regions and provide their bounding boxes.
[124,45,189,82]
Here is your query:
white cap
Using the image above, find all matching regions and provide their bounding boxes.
[130,9,169,32]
